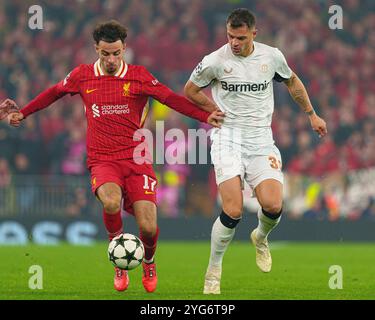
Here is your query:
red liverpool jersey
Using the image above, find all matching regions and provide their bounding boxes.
[21,60,210,166]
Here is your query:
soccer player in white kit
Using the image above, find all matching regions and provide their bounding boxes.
[184,8,327,294]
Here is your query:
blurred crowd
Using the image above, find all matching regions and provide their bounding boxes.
[0,0,374,220]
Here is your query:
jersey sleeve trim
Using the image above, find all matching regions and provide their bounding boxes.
[189,76,213,89]
[273,72,291,82]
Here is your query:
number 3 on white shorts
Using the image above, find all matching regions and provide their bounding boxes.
[143,175,157,192]
[268,155,282,170]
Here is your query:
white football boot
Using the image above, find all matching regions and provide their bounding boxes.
[203,265,222,294]
[251,228,272,273]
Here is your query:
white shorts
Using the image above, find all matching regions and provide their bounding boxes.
[210,139,284,194]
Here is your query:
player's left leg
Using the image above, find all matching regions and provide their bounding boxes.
[133,200,159,293]
[251,179,283,272]
[245,149,283,273]
[124,167,159,293]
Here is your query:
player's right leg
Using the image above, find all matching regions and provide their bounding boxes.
[96,182,129,291]
[96,182,123,240]
[90,162,129,292]
[204,176,243,295]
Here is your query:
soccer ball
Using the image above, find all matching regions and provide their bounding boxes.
[108,233,144,270]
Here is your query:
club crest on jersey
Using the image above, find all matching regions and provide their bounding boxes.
[261,64,269,73]
[123,82,131,96]
[224,66,233,74]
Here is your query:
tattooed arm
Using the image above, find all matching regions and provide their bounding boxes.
[284,72,328,137]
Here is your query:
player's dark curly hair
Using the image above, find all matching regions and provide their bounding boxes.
[227,8,256,29]
[93,20,128,44]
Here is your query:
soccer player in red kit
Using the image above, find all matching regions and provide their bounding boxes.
[5,20,224,293]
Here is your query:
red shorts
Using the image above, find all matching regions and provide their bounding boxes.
[89,159,157,215]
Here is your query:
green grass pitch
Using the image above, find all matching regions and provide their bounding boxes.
[0,241,374,300]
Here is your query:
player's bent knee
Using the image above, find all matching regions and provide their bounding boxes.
[139,223,157,237]
[262,202,283,215]
[135,208,157,236]
[222,205,243,219]
[102,197,121,214]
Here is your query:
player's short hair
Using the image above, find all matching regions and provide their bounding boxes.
[226,8,256,29]
[93,20,128,44]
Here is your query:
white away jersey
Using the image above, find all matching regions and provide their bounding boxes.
[190,41,292,149]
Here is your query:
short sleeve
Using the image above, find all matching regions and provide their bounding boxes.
[55,65,82,95]
[189,55,217,88]
[273,49,293,82]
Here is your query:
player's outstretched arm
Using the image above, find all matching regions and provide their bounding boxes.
[4,85,65,127]
[164,91,224,128]
[184,80,218,113]
[6,66,81,125]
[284,72,328,138]
[18,84,67,121]
[140,66,224,127]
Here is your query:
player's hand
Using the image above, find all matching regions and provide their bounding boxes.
[309,113,327,138]
[207,109,225,128]
[0,98,19,120]
[7,111,24,127]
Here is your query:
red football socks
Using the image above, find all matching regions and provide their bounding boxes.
[140,226,160,262]
[103,210,123,241]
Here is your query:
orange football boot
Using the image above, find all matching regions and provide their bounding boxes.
[114,267,129,291]
[142,262,157,293]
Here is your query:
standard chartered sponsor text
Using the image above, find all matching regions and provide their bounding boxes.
[101,104,130,115]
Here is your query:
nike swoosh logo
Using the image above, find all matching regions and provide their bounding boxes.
[86,88,98,94]
[145,191,155,195]
[224,67,233,73]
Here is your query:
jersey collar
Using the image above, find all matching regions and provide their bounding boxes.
[94,59,128,78]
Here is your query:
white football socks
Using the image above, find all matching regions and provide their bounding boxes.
[143,257,154,264]
[256,207,281,241]
[208,216,237,268]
